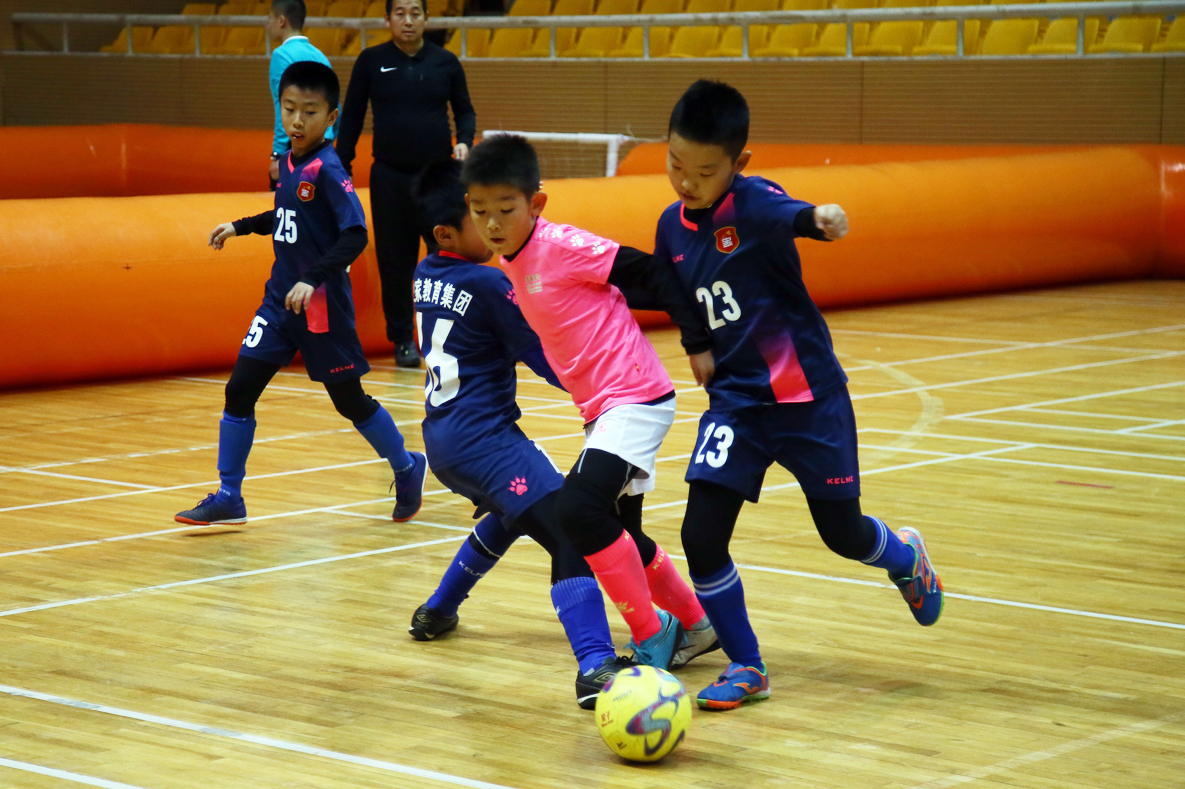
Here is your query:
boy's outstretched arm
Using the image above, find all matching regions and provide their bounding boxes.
[793,204,848,241]
[209,211,273,251]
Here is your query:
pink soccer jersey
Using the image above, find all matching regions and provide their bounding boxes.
[500,218,674,423]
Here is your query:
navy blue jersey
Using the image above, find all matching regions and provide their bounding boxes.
[415,252,550,468]
[654,173,847,409]
[267,144,367,333]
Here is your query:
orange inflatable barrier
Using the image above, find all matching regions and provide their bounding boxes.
[1,147,1181,390]
[0,124,377,198]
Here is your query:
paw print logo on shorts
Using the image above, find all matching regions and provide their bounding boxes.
[509,477,529,495]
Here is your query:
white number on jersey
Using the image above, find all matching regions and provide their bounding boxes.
[693,421,735,469]
[243,315,268,348]
[416,312,461,407]
[273,208,297,244]
[695,280,742,330]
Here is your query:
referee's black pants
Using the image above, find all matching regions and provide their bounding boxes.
[369,160,422,345]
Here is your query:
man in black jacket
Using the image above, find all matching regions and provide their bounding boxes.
[336,0,476,368]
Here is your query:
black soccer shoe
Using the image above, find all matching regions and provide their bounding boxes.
[409,604,459,642]
[395,340,421,369]
[575,655,636,710]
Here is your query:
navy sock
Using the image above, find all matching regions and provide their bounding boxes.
[427,515,515,618]
[860,516,917,579]
[551,576,617,674]
[692,560,762,668]
[217,411,255,499]
[354,406,413,474]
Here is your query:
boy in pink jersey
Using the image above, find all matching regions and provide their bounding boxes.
[462,135,719,671]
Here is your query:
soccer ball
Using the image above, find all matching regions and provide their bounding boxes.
[594,665,692,762]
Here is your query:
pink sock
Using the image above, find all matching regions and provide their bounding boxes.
[585,531,661,643]
[645,545,707,628]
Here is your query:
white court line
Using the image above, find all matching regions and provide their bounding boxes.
[831,329,1028,345]
[0,757,152,789]
[949,416,1185,443]
[851,351,1183,402]
[861,428,1185,464]
[0,533,467,619]
[976,455,1185,482]
[2,468,159,490]
[0,685,519,789]
[843,324,1185,373]
[950,380,1185,418]
[1116,419,1184,434]
[909,712,1183,789]
[1020,408,1164,422]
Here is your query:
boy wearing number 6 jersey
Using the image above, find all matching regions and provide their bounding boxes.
[175,62,426,527]
[656,81,945,710]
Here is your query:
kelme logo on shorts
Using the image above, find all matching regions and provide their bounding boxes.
[715,227,740,254]
[298,181,316,201]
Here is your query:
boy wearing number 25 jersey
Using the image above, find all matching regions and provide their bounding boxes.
[174,62,426,527]
[657,81,945,711]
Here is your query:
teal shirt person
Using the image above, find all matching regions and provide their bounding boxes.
[270,35,337,156]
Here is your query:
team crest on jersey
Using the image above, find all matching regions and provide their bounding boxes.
[298,181,316,201]
[715,226,740,254]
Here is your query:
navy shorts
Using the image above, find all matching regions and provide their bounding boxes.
[237,301,370,384]
[431,439,565,524]
[685,386,861,503]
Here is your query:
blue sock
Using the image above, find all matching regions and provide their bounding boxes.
[860,516,916,579]
[551,576,616,674]
[217,411,255,499]
[426,515,516,618]
[354,405,413,474]
[692,560,762,668]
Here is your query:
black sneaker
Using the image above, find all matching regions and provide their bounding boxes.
[409,604,458,641]
[575,655,636,710]
[395,340,421,368]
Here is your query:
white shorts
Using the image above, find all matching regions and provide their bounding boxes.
[582,397,677,497]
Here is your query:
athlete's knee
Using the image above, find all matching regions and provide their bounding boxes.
[324,378,380,424]
[680,481,744,578]
[807,497,874,561]
[554,478,620,556]
[223,360,273,417]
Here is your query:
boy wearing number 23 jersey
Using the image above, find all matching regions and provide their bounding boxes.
[656,81,945,711]
[174,62,426,527]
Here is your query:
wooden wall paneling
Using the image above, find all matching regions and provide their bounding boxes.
[1162,57,1185,144]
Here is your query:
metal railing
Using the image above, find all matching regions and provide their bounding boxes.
[9,2,1184,59]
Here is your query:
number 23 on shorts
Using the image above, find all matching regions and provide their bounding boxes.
[694,421,734,468]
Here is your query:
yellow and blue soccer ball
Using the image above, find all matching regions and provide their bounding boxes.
[594,665,692,762]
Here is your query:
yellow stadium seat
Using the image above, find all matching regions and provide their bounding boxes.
[1152,17,1185,52]
[781,0,826,9]
[831,0,878,8]
[326,0,366,15]
[305,26,349,54]
[217,3,251,14]
[305,2,329,16]
[205,25,265,53]
[606,25,673,55]
[509,0,552,15]
[445,27,492,56]
[854,20,923,55]
[660,24,721,56]
[706,0,779,57]
[989,0,1040,3]
[182,3,217,14]
[752,23,816,55]
[1027,17,1098,53]
[485,28,544,56]
[595,0,639,12]
[880,0,930,6]
[977,18,1039,54]
[523,0,595,56]
[100,26,155,53]
[560,0,636,56]
[912,18,980,54]
[365,2,388,16]
[801,22,868,55]
[1091,16,1161,53]
[143,25,196,53]
[685,0,730,10]
[251,2,272,14]
[606,0,680,56]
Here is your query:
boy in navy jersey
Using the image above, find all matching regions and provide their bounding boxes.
[654,81,945,710]
[407,160,653,708]
[175,62,427,526]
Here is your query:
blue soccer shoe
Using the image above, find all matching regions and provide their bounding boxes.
[391,451,428,522]
[174,491,247,525]
[697,662,771,710]
[892,527,944,626]
[630,609,684,670]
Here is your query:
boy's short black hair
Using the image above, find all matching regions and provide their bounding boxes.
[460,134,541,198]
[272,0,306,30]
[386,0,427,15]
[279,60,340,112]
[668,79,750,161]
[412,159,468,248]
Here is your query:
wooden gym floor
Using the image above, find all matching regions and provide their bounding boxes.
[1,280,1182,789]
